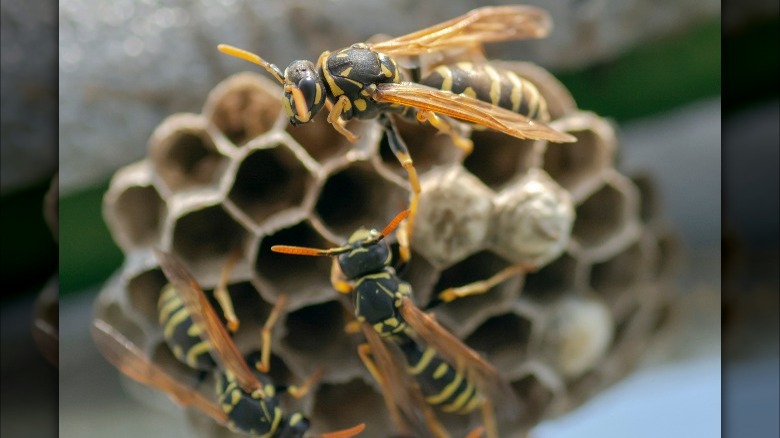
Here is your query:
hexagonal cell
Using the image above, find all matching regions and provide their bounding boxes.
[411,165,494,269]
[542,112,615,202]
[491,61,578,120]
[286,109,362,163]
[589,240,645,302]
[491,169,575,267]
[315,161,407,238]
[464,312,533,371]
[94,302,147,358]
[571,183,629,252]
[511,372,558,425]
[542,296,613,379]
[311,378,394,436]
[630,173,663,225]
[378,114,461,175]
[228,144,314,226]
[127,268,168,324]
[254,221,334,304]
[429,251,524,338]
[203,72,282,146]
[171,204,250,274]
[280,300,361,381]
[464,130,539,189]
[111,185,166,248]
[150,114,228,192]
[520,253,579,302]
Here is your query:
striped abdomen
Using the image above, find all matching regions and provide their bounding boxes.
[217,370,285,437]
[397,335,483,415]
[158,284,216,371]
[420,62,550,122]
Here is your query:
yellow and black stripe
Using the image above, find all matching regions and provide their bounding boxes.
[420,62,550,122]
[158,284,216,371]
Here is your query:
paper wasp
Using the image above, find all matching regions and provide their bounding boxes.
[218,5,576,260]
[272,210,530,438]
[92,250,365,438]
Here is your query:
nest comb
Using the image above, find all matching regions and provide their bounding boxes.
[96,53,680,437]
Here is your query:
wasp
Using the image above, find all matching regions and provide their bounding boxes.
[272,210,531,438]
[218,5,576,261]
[93,250,365,438]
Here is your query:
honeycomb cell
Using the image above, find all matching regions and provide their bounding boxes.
[542,295,613,379]
[411,165,494,268]
[511,370,559,425]
[542,112,616,202]
[280,300,361,381]
[491,169,575,267]
[430,251,524,338]
[464,130,539,189]
[464,311,533,372]
[378,114,462,176]
[571,182,631,255]
[589,239,645,303]
[150,114,228,192]
[96,302,147,355]
[203,72,283,146]
[286,109,363,163]
[171,204,250,274]
[228,143,314,226]
[311,378,394,436]
[630,173,662,225]
[520,253,579,302]
[126,268,167,325]
[254,221,334,304]
[111,185,166,250]
[315,161,407,238]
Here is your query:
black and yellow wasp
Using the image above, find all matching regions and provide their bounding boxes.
[272,211,530,438]
[218,5,576,259]
[92,250,365,438]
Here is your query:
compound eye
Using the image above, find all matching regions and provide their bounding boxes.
[297,76,317,110]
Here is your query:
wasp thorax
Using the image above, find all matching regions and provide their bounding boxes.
[283,60,325,125]
[337,228,391,279]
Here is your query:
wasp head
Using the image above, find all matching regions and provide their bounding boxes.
[283,60,325,126]
[337,228,392,279]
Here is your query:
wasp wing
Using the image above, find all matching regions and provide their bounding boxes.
[399,297,519,419]
[375,82,576,143]
[154,249,264,396]
[92,318,229,425]
[370,6,551,56]
[360,324,435,437]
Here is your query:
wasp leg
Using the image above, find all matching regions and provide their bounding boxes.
[214,249,242,333]
[438,262,535,303]
[327,95,359,142]
[416,109,474,155]
[331,259,353,294]
[286,367,325,399]
[380,114,420,263]
[255,294,288,374]
[465,425,486,438]
[357,343,412,437]
[481,398,498,438]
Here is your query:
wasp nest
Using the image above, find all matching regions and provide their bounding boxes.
[96,58,678,437]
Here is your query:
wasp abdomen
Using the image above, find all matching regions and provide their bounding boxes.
[421,62,549,122]
[158,284,216,371]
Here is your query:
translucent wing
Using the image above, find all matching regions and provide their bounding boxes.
[360,324,433,437]
[375,82,576,143]
[154,249,264,396]
[370,6,551,56]
[398,297,519,419]
[92,318,229,425]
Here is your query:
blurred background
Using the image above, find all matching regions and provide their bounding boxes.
[0,0,777,437]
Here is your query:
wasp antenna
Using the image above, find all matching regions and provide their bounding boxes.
[318,422,366,438]
[217,44,285,84]
[379,209,411,239]
[271,245,350,257]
